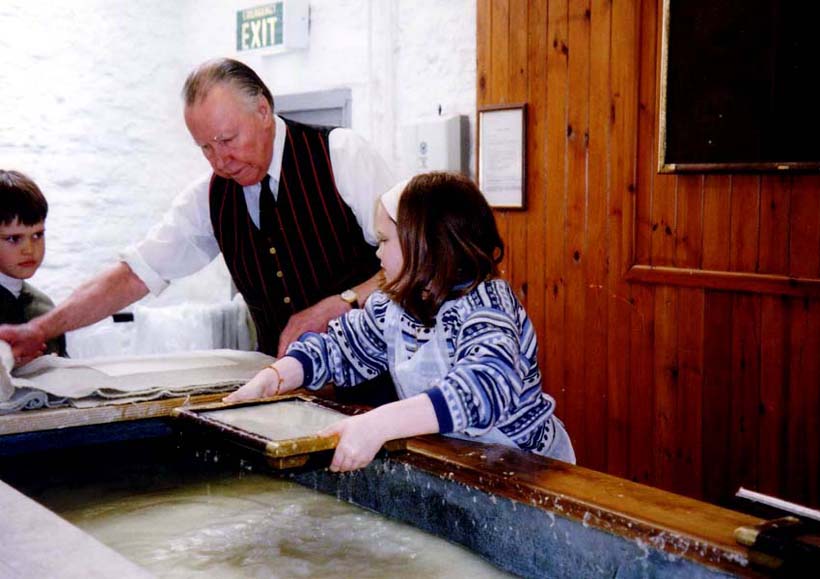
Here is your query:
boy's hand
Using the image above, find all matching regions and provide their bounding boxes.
[0,323,46,366]
[318,414,389,472]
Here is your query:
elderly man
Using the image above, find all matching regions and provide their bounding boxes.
[0,59,394,390]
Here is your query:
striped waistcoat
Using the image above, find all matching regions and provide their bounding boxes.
[209,119,381,355]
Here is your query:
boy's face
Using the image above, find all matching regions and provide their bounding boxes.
[0,219,45,280]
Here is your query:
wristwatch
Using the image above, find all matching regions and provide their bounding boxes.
[340,288,359,309]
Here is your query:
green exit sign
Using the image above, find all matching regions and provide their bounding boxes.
[236,1,308,53]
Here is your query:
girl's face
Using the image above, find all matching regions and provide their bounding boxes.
[375,202,403,284]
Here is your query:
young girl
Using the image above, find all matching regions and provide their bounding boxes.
[225,172,574,471]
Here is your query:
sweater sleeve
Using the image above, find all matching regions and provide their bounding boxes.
[426,286,523,434]
[286,292,390,390]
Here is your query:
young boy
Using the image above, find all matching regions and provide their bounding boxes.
[0,170,66,357]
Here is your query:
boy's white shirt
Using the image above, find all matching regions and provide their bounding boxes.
[0,272,23,298]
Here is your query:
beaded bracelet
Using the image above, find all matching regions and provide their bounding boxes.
[268,364,284,396]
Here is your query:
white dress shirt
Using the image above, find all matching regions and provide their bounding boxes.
[0,272,23,298]
[122,115,394,295]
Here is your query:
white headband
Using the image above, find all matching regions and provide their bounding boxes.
[379,178,410,222]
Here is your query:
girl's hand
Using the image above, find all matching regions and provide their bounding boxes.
[318,414,389,472]
[223,368,279,403]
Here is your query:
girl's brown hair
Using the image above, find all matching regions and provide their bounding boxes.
[383,171,504,325]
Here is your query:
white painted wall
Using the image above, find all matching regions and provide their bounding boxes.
[0,0,475,354]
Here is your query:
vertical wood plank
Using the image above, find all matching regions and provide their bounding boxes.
[507,0,529,298]
[634,0,658,266]
[525,0,549,405]
[476,0,492,107]
[544,0,570,424]
[564,0,591,465]
[701,175,732,270]
[758,175,791,276]
[675,175,704,268]
[729,294,761,495]
[676,287,704,498]
[490,0,511,282]
[629,283,655,484]
[606,0,639,478]
[627,0,658,487]
[701,290,734,505]
[653,285,677,490]
[759,294,788,497]
[583,0,612,471]
[728,176,761,273]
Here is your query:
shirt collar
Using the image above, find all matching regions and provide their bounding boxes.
[0,272,23,298]
[268,114,287,185]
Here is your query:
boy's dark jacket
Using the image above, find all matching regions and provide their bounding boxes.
[0,283,66,357]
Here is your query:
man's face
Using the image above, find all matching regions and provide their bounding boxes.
[184,83,274,187]
[0,219,45,280]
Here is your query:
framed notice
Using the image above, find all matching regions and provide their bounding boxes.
[478,104,527,209]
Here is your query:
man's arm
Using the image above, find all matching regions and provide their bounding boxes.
[0,262,149,364]
[276,271,381,357]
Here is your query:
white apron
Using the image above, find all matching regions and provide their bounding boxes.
[384,300,576,463]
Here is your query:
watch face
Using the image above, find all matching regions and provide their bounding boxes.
[341,289,357,303]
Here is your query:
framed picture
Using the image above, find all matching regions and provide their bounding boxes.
[658,0,820,173]
[478,103,527,209]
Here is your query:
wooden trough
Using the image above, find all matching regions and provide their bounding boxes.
[0,391,776,578]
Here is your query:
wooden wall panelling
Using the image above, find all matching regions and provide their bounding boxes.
[653,284,678,490]
[758,294,788,498]
[728,176,762,498]
[785,176,820,505]
[786,298,820,505]
[489,0,511,280]
[700,176,732,271]
[525,0,549,406]
[673,176,705,497]
[544,0,569,420]
[729,293,761,495]
[627,0,659,486]
[757,176,790,498]
[605,0,639,478]
[676,287,704,497]
[508,0,529,294]
[583,0,612,471]
[728,176,761,273]
[674,176,704,268]
[701,291,734,504]
[565,0,591,465]
[478,0,819,507]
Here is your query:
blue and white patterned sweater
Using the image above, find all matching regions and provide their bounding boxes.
[287,278,562,455]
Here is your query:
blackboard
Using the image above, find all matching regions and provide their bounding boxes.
[658,0,820,172]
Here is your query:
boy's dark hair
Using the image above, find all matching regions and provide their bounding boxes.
[384,171,504,325]
[0,170,48,226]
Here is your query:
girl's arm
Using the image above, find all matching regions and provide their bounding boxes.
[223,355,303,402]
[317,394,439,472]
[224,293,390,403]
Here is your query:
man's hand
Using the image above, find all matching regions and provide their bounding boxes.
[0,323,47,367]
[277,295,351,357]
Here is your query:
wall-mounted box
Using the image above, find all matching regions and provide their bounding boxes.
[401,115,467,177]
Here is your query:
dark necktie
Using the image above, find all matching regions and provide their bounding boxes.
[259,174,275,232]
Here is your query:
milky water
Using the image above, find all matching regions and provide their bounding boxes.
[52,473,514,578]
[203,400,345,440]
